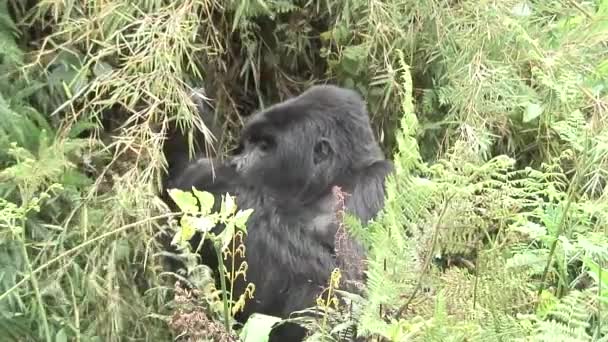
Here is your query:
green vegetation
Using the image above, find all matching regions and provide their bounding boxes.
[1,0,607,341]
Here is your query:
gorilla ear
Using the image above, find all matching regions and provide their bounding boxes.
[313,138,333,164]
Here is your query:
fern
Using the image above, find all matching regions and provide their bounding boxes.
[353,46,607,341]
[230,0,299,19]
[0,0,22,67]
[519,290,596,342]
[552,109,587,152]
[354,52,434,339]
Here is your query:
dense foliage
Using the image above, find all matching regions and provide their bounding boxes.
[0,0,606,341]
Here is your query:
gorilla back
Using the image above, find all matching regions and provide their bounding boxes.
[163,85,393,340]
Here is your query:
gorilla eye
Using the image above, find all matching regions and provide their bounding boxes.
[251,135,275,152]
[259,140,270,151]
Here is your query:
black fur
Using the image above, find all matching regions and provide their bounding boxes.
[162,85,393,341]
[162,87,224,183]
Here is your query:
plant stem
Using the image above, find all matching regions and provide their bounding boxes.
[16,190,51,342]
[20,240,52,342]
[214,242,231,330]
[535,196,573,308]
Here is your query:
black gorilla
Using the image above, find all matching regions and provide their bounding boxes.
[162,85,393,340]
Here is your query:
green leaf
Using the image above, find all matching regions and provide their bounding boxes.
[192,188,215,215]
[168,189,198,214]
[217,221,236,250]
[173,215,212,248]
[240,313,282,342]
[234,208,254,230]
[340,44,368,76]
[191,215,217,233]
[178,216,197,242]
[223,193,237,215]
[523,102,543,123]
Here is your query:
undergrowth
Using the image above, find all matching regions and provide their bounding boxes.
[343,53,608,341]
[0,0,606,341]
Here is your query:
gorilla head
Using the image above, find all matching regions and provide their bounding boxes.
[231,85,384,203]
[162,84,393,341]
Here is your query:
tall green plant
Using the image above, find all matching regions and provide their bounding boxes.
[346,51,607,342]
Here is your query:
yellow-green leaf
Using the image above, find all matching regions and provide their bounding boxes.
[168,189,198,214]
[178,216,197,242]
[234,208,254,230]
[191,215,217,232]
[218,222,236,250]
[192,188,215,215]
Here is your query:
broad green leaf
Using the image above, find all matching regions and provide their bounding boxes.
[192,188,215,215]
[234,208,254,230]
[190,215,217,233]
[173,216,196,245]
[168,189,198,214]
[217,221,236,250]
[240,313,282,342]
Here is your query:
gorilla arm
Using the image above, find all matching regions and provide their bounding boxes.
[166,157,238,195]
[161,87,226,208]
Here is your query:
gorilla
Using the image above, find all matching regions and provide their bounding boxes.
[161,85,393,341]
